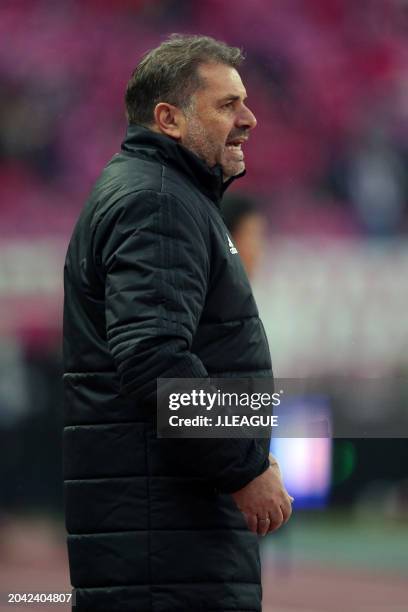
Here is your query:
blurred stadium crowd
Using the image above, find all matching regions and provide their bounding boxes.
[0,3,407,602]
[0,0,407,239]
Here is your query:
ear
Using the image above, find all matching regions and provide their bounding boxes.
[153,102,185,140]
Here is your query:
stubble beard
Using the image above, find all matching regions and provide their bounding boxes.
[182,117,243,180]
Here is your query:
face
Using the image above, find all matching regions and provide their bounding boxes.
[233,213,266,279]
[180,63,257,180]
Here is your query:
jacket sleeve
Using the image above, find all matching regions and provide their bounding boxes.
[93,190,269,493]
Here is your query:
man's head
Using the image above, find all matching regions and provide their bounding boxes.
[125,34,257,179]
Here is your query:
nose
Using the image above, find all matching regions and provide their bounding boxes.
[237,104,257,130]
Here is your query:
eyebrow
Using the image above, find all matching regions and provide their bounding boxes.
[218,94,247,104]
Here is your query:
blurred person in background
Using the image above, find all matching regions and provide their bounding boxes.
[221,192,266,279]
[63,34,292,612]
[222,193,294,569]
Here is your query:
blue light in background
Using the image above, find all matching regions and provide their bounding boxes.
[270,395,332,509]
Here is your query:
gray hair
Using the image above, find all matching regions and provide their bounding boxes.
[125,34,244,126]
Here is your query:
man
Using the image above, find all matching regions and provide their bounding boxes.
[63,34,292,612]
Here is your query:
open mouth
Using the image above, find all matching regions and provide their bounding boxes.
[225,137,247,158]
[225,137,246,152]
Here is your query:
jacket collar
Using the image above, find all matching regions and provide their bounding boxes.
[121,124,245,206]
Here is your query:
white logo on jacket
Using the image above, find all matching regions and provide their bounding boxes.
[227,234,238,254]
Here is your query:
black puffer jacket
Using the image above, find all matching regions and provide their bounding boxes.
[63,125,273,612]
